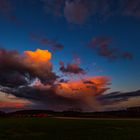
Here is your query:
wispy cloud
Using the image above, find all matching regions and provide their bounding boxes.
[30,33,64,51]
[40,0,140,24]
[89,36,133,61]
[98,90,140,105]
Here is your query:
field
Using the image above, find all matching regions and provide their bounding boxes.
[0,117,140,140]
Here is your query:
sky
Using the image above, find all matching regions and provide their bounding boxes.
[0,0,140,112]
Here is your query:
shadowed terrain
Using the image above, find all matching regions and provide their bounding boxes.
[0,117,140,140]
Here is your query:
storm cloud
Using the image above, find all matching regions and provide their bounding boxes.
[0,48,57,87]
[0,48,137,111]
[0,48,111,111]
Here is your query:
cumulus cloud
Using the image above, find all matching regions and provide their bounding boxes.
[0,48,136,111]
[0,48,57,87]
[0,48,111,111]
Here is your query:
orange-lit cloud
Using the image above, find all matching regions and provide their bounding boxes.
[0,101,26,109]
[57,76,110,98]
[0,92,31,110]
[0,48,111,111]
[24,49,52,62]
[0,48,57,87]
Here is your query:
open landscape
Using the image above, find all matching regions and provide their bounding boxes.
[0,0,140,139]
[0,117,140,140]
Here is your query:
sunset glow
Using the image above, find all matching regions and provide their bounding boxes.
[0,0,140,112]
[24,49,52,62]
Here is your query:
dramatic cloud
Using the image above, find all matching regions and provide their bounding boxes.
[0,76,110,111]
[57,76,110,96]
[89,37,133,61]
[0,48,137,111]
[0,48,57,87]
[0,48,111,111]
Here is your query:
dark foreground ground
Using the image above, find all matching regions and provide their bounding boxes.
[0,117,140,140]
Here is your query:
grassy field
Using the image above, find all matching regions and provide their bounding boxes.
[0,117,140,140]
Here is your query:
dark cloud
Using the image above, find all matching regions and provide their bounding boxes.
[2,0,139,26]
[122,52,133,60]
[8,15,22,26]
[90,37,111,48]
[83,80,95,85]
[0,85,89,111]
[0,48,136,111]
[40,38,64,51]
[63,0,118,24]
[0,0,11,14]
[64,0,91,24]
[98,90,140,105]
[40,0,140,25]
[0,75,110,111]
[0,48,57,87]
[59,79,69,83]
[0,48,109,111]
[89,37,133,61]
[41,0,65,16]
[121,0,140,18]
[30,33,64,51]
[0,48,28,87]
[59,61,85,75]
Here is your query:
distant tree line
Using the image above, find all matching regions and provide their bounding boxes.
[0,107,140,118]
